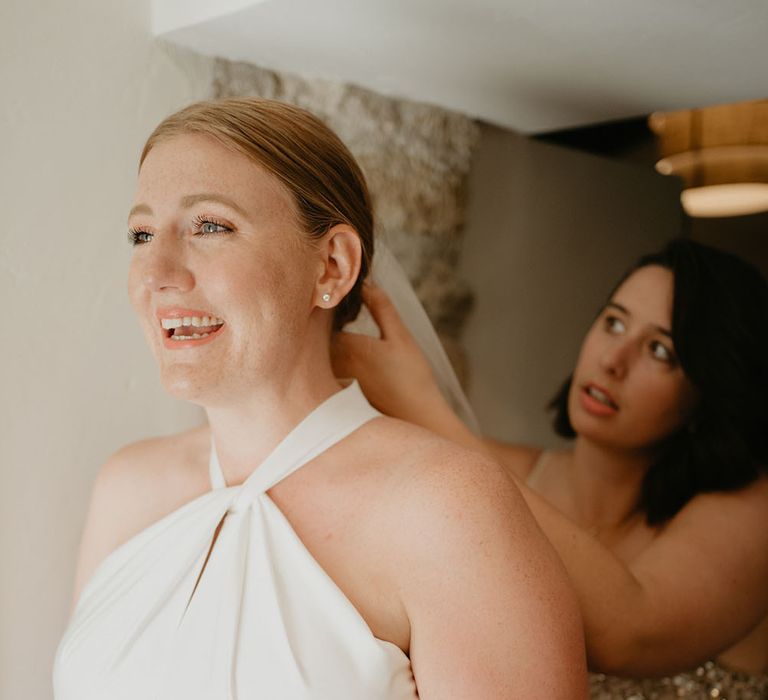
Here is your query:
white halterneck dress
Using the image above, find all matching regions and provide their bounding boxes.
[53,382,418,699]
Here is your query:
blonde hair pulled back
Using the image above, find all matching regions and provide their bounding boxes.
[140,98,374,330]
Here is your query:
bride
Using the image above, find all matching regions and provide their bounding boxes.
[53,98,586,698]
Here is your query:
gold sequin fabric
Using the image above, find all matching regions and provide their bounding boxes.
[589,661,768,699]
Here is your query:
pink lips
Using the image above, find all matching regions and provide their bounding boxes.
[579,383,619,417]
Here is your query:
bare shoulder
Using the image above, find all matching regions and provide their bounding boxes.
[634,472,768,590]
[104,425,210,513]
[482,436,543,480]
[71,424,211,607]
[358,418,586,696]
[649,472,768,562]
[351,416,535,531]
[371,420,544,556]
[661,472,768,537]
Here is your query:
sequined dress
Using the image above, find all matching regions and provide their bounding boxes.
[589,661,768,699]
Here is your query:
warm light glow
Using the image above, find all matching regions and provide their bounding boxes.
[681,183,768,218]
[655,158,674,176]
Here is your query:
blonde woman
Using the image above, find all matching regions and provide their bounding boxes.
[53,98,586,699]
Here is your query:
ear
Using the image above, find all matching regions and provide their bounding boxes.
[314,224,363,309]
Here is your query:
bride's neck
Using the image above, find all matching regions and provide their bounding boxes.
[204,364,342,486]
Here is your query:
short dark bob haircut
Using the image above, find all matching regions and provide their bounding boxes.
[549,238,768,525]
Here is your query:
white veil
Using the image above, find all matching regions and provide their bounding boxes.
[344,242,480,434]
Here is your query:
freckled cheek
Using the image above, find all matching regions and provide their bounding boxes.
[217,266,304,344]
[223,266,283,309]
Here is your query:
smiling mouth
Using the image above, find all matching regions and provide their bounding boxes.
[160,315,225,341]
[584,385,619,410]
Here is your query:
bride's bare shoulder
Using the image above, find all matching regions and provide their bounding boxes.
[97,425,211,512]
[356,416,527,515]
[71,425,211,606]
[351,425,584,693]
[103,424,210,481]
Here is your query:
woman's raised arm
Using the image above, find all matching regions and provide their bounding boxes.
[332,284,768,676]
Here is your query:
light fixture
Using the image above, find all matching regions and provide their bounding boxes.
[649,99,768,218]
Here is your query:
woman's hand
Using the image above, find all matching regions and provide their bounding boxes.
[331,284,453,426]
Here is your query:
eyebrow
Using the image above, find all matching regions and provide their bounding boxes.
[128,193,249,220]
[128,203,152,218]
[605,301,672,338]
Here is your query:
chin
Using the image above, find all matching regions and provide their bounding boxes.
[571,418,662,453]
[158,366,219,405]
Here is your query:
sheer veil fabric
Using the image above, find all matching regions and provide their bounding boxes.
[346,242,480,433]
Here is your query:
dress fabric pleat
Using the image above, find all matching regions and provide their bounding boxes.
[54,382,418,700]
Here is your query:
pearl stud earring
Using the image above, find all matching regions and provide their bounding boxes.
[322,293,331,303]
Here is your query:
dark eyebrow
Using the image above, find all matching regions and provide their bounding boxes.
[127,193,249,221]
[606,301,629,315]
[605,300,672,338]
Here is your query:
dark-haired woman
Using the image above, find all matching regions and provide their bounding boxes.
[333,239,768,697]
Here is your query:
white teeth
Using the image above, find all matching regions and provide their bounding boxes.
[588,387,615,407]
[160,316,224,330]
[170,332,212,341]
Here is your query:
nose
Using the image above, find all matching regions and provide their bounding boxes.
[139,238,195,293]
[599,338,632,379]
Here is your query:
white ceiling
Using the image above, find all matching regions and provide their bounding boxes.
[153,0,768,134]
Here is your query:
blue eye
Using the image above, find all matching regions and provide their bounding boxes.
[199,222,227,235]
[193,215,232,237]
[128,229,152,245]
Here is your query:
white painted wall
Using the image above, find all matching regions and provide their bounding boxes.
[0,2,214,697]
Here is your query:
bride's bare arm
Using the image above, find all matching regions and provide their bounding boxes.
[394,445,586,698]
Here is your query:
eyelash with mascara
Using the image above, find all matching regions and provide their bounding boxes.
[127,215,233,246]
[127,228,152,246]
[191,214,233,236]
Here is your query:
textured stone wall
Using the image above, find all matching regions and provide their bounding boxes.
[212,59,479,366]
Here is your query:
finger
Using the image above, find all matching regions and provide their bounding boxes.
[331,330,378,363]
[331,331,378,377]
[330,332,356,377]
[361,283,410,342]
